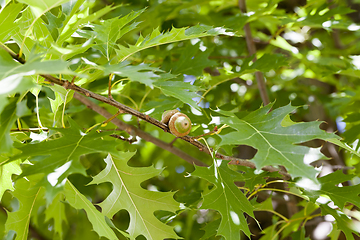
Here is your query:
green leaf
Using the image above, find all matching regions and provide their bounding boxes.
[0,74,34,113]
[44,11,66,41]
[250,53,288,72]
[64,180,118,240]
[218,103,339,181]
[5,176,45,240]
[235,166,282,191]
[0,100,18,154]
[0,50,35,113]
[144,96,183,119]
[89,152,179,240]
[115,25,234,62]
[16,0,71,17]
[305,171,360,209]
[253,197,275,214]
[192,161,254,239]
[0,2,23,42]
[9,119,119,182]
[85,9,144,59]
[327,138,360,158]
[0,160,22,199]
[0,100,30,154]
[290,228,308,240]
[199,218,221,240]
[50,41,95,60]
[56,4,117,46]
[170,43,217,76]
[154,80,201,111]
[280,201,318,238]
[10,7,53,52]
[295,5,354,29]
[0,48,74,80]
[101,61,164,88]
[321,204,359,240]
[44,192,67,239]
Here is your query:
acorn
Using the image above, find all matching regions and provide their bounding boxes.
[161,109,179,124]
[161,110,191,137]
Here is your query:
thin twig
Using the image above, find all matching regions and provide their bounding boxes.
[194,126,218,139]
[109,133,137,144]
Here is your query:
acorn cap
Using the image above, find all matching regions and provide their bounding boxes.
[161,109,179,124]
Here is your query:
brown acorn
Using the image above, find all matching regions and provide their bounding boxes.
[161,109,179,124]
[168,112,191,137]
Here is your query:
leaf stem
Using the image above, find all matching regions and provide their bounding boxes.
[138,88,151,111]
[248,188,307,200]
[254,208,289,222]
[35,93,44,129]
[61,90,71,128]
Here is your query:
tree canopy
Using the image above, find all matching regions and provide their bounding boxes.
[1,0,360,239]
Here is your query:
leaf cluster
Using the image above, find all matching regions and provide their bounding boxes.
[1,0,360,240]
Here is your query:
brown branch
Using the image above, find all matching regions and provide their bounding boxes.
[73,93,207,167]
[74,93,289,177]
[109,133,137,143]
[1,44,291,178]
[238,0,270,106]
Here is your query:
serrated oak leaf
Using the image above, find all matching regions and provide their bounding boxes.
[218,103,340,181]
[115,25,234,62]
[5,176,45,240]
[86,9,144,59]
[44,192,67,239]
[0,2,23,42]
[170,43,217,76]
[0,47,74,80]
[101,61,164,87]
[305,171,360,209]
[192,161,254,239]
[0,160,22,200]
[16,0,70,17]
[64,180,118,240]
[10,119,119,183]
[154,80,201,111]
[89,152,179,240]
[0,100,18,154]
[321,204,360,240]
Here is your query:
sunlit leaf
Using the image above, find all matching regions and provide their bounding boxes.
[0,2,23,42]
[169,42,217,76]
[89,152,180,240]
[115,25,234,62]
[192,161,254,239]
[5,176,45,240]
[84,9,145,59]
[0,100,30,154]
[101,61,164,88]
[154,80,201,111]
[44,192,67,239]
[218,103,340,181]
[16,0,71,17]
[305,171,360,209]
[0,160,21,199]
[321,204,359,240]
[64,180,119,240]
[8,119,119,183]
